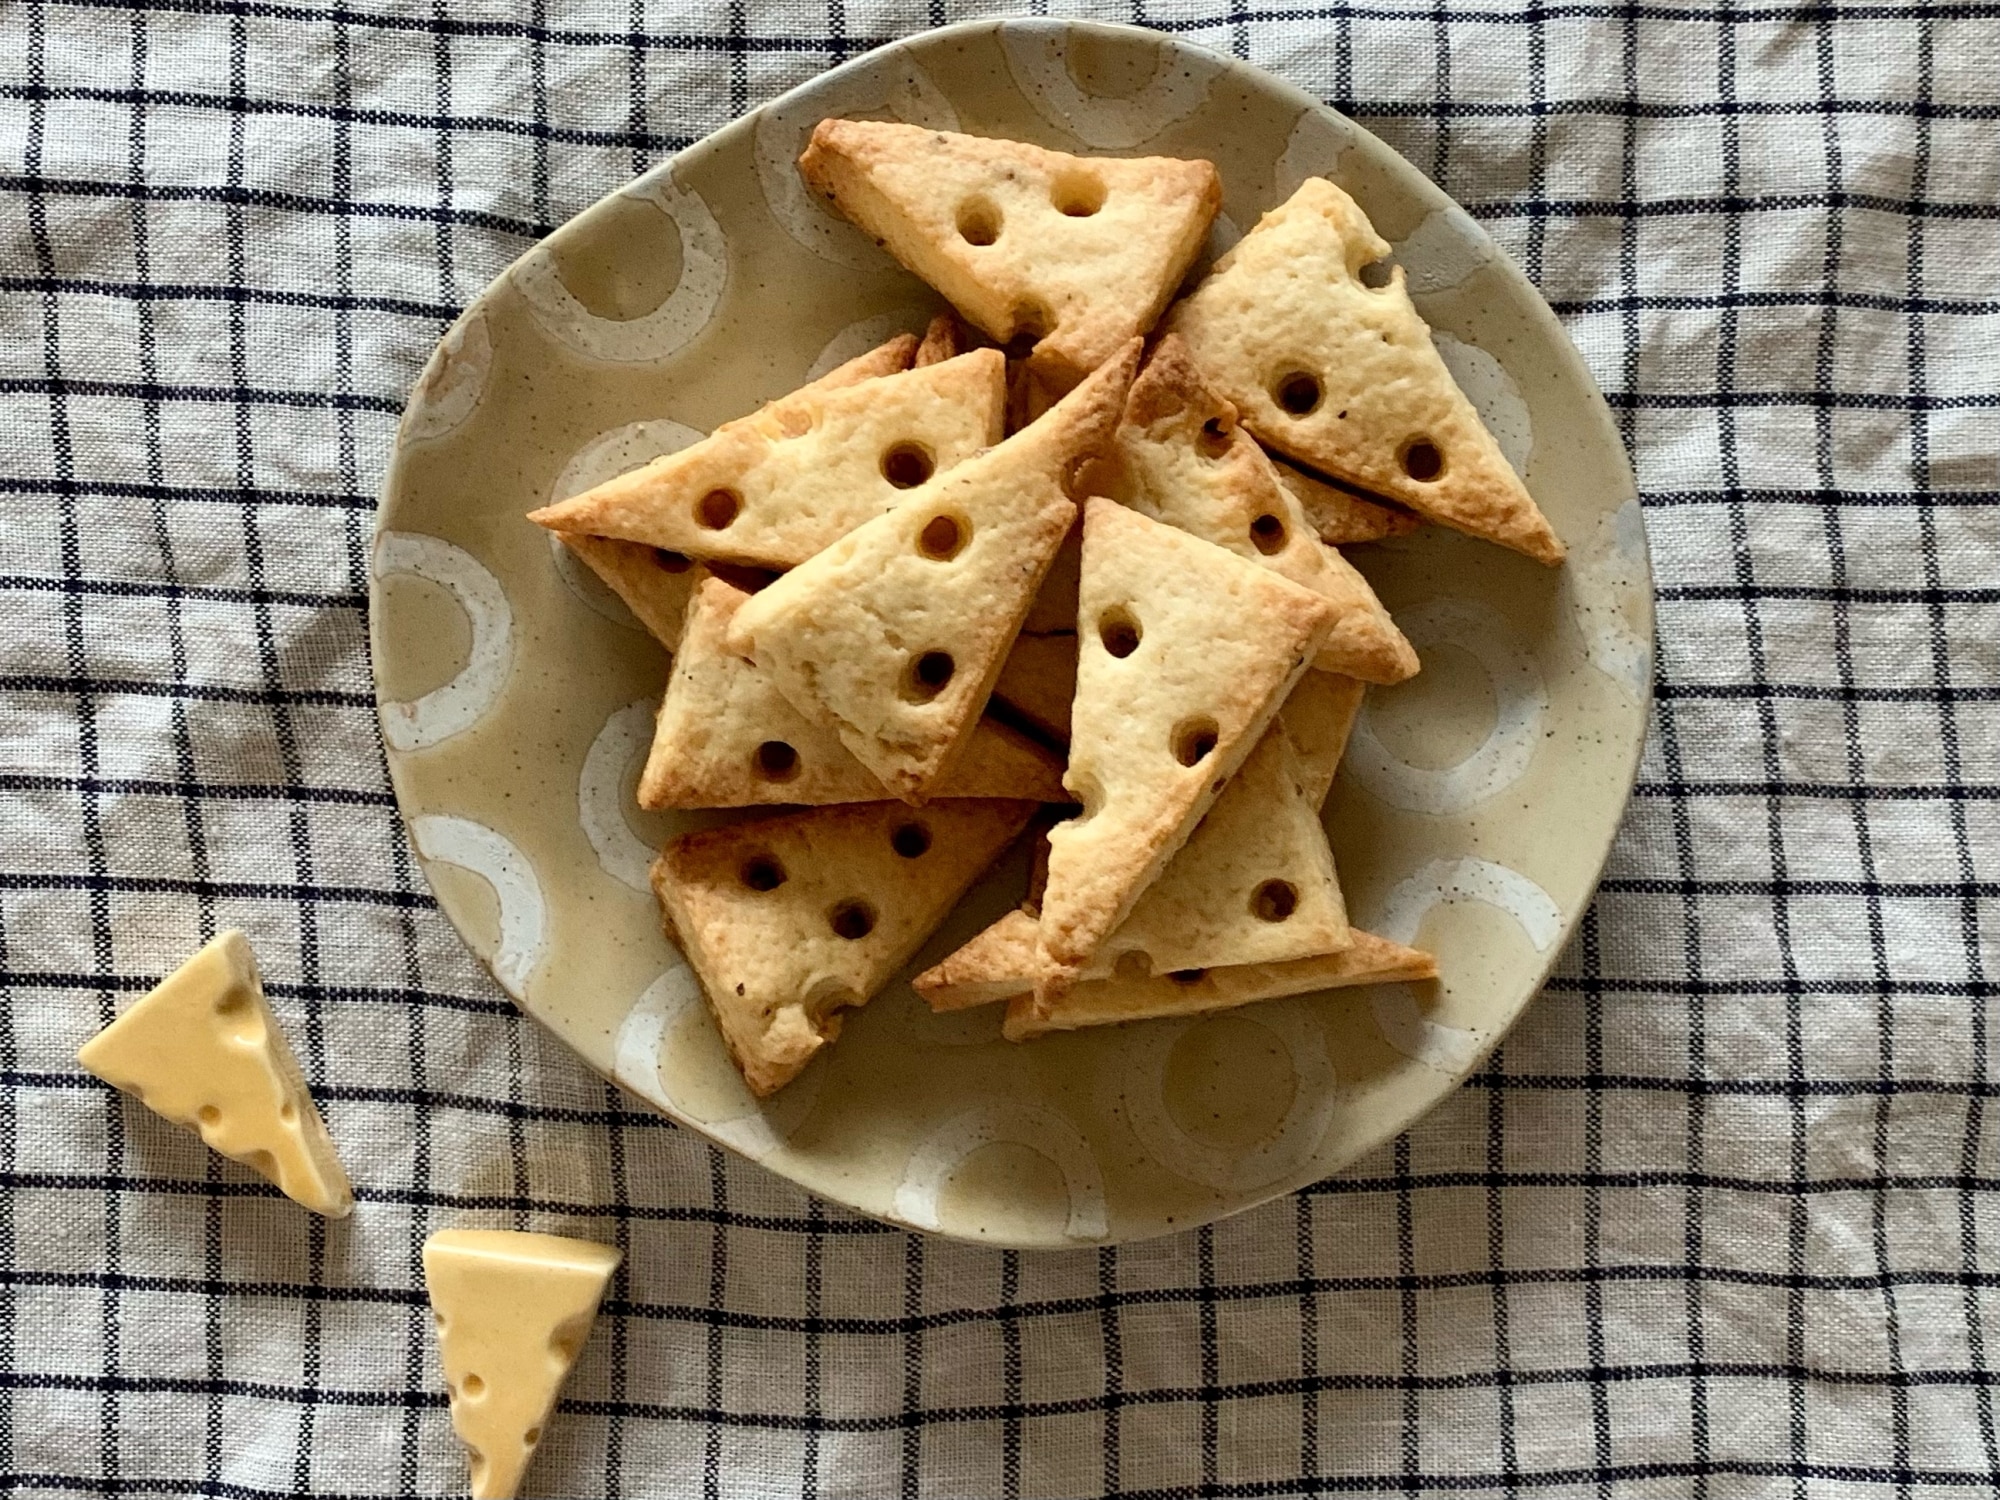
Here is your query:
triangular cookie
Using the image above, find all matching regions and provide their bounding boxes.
[1008,929,1437,1039]
[914,310,968,366]
[1271,457,1422,546]
[1037,498,1338,980]
[1280,670,1366,811]
[653,798,1038,1095]
[991,630,1076,747]
[1021,523,1082,634]
[528,348,1005,570]
[423,1229,620,1500]
[725,344,1138,803]
[76,930,352,1218]
[1115,335,1418,685]
[558,533,696,650]
[640,575,1066,808]
[800,120,1219,392]
[913,910,1433,1036]
[1163,178,1565,565]
[1079,721,1350,981]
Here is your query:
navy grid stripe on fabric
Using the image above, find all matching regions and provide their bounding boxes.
[2,0,1997,1494]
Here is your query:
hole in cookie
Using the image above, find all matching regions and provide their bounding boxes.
[1249,513,1288,555]
[1172,716,1219,768]
[1274,372,1323,416]
[753,740,800,782]
[1051,169,1106,217]
[891,821,932,859]
[197,1105,221,1127]
[1251,880,1299,922]
[653,548,692,573]
[1113,949,1152,981]
[462,1374,486,1399]
[1098,608,1141,659]
[695,489,740,530]
[1359,258,1394,289]
[917,513,967,560]
[902,651,956,702]
[882,442,935,490]
[1167,968,1208,986]
[1004,299,1054,358]
[1400,438,1445,483]
[957,198,1001,246]
[523,1427,541,1448]
[740,855,786,892]
[828,900,876,940]
[1197,418,1231,460]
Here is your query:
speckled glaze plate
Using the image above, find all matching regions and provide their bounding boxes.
[369,18,1652,1249]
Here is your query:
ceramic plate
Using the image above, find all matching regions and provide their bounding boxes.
[370,18,1652,1248]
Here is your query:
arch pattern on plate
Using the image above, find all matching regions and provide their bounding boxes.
[754,61,958,268]
[374,532,514,753]
[579,699,658,894]
[1000,21,1223,149]
[1368,857,1562,1072]
[895,1102,1108,1242]
[1396,205,1497,297]
[514,176,728,363]
[401,309,492,444]
[611,967,825,1159]
[1345,597,1549,816]
[1274,109,1356,200]
[1569,498,1653,701]
[1119,1003,1339,1192]
[410,815,547,995]
[1432,333,1534,477]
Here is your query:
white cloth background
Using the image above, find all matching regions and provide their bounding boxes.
[2,1,1997,1494]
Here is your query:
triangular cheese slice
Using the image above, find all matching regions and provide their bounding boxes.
[558,533,696,650]
[423,1229,621,1500]
[1079,722,1350,982]
[1163,178,1565,565]
[528,348,1005,570]
[913,910,1433,1035]
[800,120,1219,391]
[1037,497,1337,979]
[991,630,1076,747]
[1281,670,1366,811]
[640,575,1066,807]
[1115,335,1418,684]
[1271,457,1422,546]
[725,344,1137,803]
[653,798,1038,1095]
[76,930,352,1217]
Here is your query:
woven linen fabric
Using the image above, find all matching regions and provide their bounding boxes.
[3,0,1997,1494]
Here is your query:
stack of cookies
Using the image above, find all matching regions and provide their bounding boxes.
[529,121,1565,1098]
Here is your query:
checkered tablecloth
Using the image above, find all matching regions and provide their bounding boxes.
[4,1,1997,1494]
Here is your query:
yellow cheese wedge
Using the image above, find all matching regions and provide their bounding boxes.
[423,1229,622,1500]
[76,930,352,1217]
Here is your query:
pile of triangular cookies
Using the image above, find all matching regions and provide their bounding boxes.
[530,121,1565,1098]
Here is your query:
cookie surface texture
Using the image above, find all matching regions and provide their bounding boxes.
[724,345,1137,802]
[1037,497,1337,982]
[529,348,1004,570]
[800,120,1219,391]
[653,798,1038,1095]
[641,576,1065,808]
[1115,335,1418,684]
[1164,177,1565,564]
